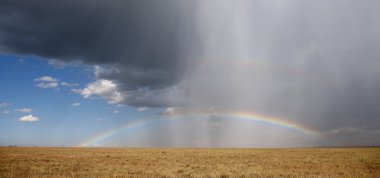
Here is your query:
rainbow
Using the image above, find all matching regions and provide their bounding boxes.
[78,112,319,147]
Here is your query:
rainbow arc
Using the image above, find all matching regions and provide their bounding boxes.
[79,112,319,147]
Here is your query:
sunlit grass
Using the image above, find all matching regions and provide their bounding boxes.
[1,147,379,177]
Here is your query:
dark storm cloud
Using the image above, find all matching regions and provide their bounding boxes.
[0,0,196,89]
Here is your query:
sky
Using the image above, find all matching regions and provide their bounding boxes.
[0,0,380,147]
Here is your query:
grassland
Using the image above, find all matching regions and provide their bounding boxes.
[0,147,379,177]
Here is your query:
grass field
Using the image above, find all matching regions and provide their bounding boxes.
[0,147,379,177]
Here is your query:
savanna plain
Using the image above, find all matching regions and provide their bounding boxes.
[0,147,379,177]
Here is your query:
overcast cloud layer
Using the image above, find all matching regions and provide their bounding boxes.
[1,0,380,145]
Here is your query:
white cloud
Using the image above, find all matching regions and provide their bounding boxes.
[137,107,148,112]
[36,82,58,89]
[61,82,79,87]
[34,76,78,89]
[73,79,124,104]
[113,110,119,114]
[18,115,40,122]
[2,110,10,114]
[34,76,59,89]
[71,102,80,107]
[34,76,58,82]
[15,108,32,113]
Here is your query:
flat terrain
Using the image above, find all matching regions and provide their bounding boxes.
[0,147,379,177]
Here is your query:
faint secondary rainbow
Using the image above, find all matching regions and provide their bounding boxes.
[78,112,319,147]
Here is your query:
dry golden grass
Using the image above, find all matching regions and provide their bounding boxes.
[0,147,379,177]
